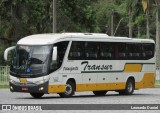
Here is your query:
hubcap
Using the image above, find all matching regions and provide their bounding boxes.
[127,82,133,93]
[65,84,72,95]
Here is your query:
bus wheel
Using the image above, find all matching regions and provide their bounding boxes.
[30,93,44,98]
[93,91,107,96]
[119,79,135,95]
[59,81,75,98]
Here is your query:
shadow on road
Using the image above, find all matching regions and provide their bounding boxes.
[15,93,154,100]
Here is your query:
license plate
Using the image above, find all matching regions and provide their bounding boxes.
[22,87,28,91]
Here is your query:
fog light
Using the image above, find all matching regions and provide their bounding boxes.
[39,87,44,91]
[10,86,13,90]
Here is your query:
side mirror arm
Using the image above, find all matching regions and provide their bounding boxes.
[4,46,16,61]
[52,47,57,61]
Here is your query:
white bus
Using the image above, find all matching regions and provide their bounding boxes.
[4,33,155,98]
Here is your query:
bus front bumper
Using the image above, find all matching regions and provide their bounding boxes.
[9,81,49,93]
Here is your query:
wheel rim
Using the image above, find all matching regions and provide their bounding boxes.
[127,82,133,93]
[65,84,72,95]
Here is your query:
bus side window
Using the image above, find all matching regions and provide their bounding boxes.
[118,43,126,60]
[68,41,84,60]
[142,44,154,60]
[100,43,113,60]
[127,43,143,60]
[85,42,99,60]
[128,44,138,60]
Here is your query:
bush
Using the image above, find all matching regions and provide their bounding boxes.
[0,46,7,66]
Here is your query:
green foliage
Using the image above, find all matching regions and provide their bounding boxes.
[0,0,53,41]
[0,0,156,39]
[0,46,6,66]
[57,0,98,32]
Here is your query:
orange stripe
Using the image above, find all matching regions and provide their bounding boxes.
[48,85,65,93]
[124,64,142,72]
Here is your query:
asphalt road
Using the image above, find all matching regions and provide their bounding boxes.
[0,88,160,113]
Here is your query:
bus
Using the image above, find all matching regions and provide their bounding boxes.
[4,33,155,98]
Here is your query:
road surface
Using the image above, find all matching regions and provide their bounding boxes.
[0,88,160,113]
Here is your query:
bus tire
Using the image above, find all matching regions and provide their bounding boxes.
[59,81,75,98]
[119,79,135,95]
[30,93,44,98]
[93,91,107,96]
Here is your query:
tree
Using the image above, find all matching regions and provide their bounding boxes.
[126,0,134,38]
[155,0,160,67]
[57,0,98,32]
[94,0,129,36]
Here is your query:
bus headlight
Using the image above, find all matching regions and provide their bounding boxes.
[10,79,13,83]
[36,80,45,85]
[10,79,16,84]
[36,79,48,85]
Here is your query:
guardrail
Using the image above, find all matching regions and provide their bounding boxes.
[0,66,10,85]
[156,69,160,85]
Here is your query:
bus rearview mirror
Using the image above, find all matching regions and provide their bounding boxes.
[4,46,16,61]
[52,47,57,61]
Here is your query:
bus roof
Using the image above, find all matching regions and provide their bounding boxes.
[17,33,155,45]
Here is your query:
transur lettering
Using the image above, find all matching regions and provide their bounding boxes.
[81,61,112,71]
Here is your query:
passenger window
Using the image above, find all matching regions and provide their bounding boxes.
[142,44,154,60]
[68,41,84,60]
[85,42,99,60]
[118,43,127,59]
[100,43,114,60]
[128,43,141,60]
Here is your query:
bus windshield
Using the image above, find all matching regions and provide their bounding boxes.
[10,45,51,77]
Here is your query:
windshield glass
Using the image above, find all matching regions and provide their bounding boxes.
[10,45,51,77]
